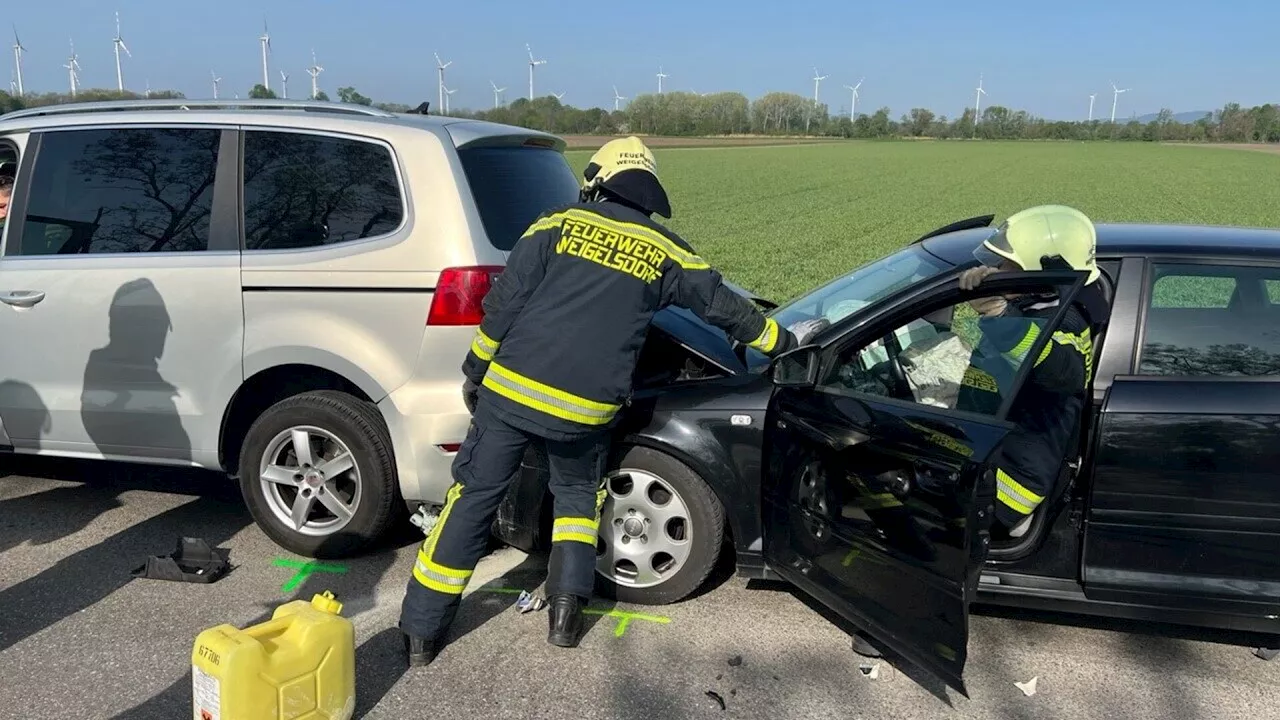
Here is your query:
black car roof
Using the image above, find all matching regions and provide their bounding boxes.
[921,222,1280,266]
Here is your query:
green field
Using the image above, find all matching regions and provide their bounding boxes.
[565,142,1280,304]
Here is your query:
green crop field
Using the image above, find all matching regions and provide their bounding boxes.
[565,141,1280,304]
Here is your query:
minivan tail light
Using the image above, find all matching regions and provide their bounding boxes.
[427,266,504,326]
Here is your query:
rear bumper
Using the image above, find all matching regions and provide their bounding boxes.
[378,376,473,507]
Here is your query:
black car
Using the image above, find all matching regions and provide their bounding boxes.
[493,215,1280,695]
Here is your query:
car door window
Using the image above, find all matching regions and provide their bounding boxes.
[1266,280,1280,306]
[242,131,403,251]
[819,287,1065,415]
[13,128,221,256]
[1139,263,1280,376]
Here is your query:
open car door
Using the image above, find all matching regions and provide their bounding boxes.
[760,270,1089,696]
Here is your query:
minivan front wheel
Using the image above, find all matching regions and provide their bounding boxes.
[239,390,397,558]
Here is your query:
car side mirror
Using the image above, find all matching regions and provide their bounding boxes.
[771,345,820,388]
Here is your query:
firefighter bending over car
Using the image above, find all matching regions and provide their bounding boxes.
[955,205,1109,540]
[398,136,799,666]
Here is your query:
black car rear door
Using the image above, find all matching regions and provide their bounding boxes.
[760,270,1088,696]
[1084,259,1280,616]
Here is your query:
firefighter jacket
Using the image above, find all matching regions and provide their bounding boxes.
[461,200,795,439]
[955,295,1098,518]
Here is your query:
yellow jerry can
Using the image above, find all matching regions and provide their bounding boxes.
[191,590,356,720]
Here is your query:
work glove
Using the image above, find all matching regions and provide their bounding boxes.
[960,266,1008,317]
[788,317,832,346]
[462,379,479,415]
[959,265,1000,291]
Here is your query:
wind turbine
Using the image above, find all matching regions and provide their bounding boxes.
[443,84,456,114]
[613,85,627,111]
[812,68,828,105]
[8,70,15,95]
[11,26,25,96]
[843,77,863,117]
[552,91,565,101]
[306,50,323,99]
[64,40,81,98]
[974,74,987,118]
[112,11,131,92]
[279,70,289,99]
[435,51,452,114]
[144,78,151,98]
[526,44,546,101]
[656,65,668,94]
[1110,82,1129,122]
[211,70,221,99]
[258,19,271,91]
[490,80,506,108]
[1088,93,1096,121]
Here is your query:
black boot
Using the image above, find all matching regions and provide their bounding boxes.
[402,633,440,668]
[546,594,585,648]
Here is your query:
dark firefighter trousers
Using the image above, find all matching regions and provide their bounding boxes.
[399,398,609,642]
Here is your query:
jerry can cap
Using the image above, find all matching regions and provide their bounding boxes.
[311,590,343,615]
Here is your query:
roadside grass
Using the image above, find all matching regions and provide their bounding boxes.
[566,141,1280,305]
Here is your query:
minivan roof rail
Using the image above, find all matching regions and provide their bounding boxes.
[1,98,397,121]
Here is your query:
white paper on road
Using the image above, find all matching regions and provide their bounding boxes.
[1015,676,1039,696]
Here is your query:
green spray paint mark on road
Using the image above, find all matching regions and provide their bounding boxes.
[273,557,348,594]
[473,587,671,637]
[479,587,526,595]
[583,608,671,637]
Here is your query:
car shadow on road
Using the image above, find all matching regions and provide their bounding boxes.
[744,577,955,706]
[0,460,249,655]
[970,603,1238,720]
[0,455,229,554]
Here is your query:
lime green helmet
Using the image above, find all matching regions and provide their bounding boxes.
[974,205,1099,285]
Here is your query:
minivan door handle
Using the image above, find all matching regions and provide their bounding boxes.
[0,291,46,308]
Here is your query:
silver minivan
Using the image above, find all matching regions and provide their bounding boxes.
[0,99,582,557]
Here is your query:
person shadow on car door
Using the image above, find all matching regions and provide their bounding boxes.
[80,278,191,464]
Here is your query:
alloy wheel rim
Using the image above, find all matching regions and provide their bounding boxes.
[796,463,829,541]
[596,468,693,589]
[259,425,362,537]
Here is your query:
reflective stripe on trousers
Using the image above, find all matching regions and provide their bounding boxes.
[412,482,474,595]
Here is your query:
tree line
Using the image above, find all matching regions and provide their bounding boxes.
[4,85,1279,143]
[458,92,1280,143]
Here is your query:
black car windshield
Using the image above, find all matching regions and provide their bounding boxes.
[770,244,954,328]
[745,244,954,369]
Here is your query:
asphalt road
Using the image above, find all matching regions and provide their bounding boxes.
[1,456,1277,720]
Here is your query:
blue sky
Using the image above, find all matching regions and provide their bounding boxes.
[7,0,1280,120]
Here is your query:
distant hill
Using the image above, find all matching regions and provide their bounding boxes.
[1132,110,1215,124]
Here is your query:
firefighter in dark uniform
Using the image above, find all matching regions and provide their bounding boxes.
[398,136,798,666]
[954,205,1109,539]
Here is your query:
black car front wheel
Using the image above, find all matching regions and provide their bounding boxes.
[593,446,725,605]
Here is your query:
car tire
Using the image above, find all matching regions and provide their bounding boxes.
[239,390,398,559]
[594,446,725,606]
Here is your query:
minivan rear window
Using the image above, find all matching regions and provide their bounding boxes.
[458,146,581,251]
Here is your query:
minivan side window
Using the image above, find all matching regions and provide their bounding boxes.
[242,131,403,251]
[1139,263,1280,376]
[13,128,221,256]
